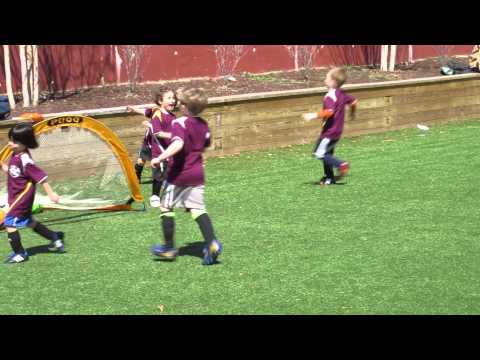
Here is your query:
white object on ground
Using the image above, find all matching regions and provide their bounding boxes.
[416,124,430,131]
[150,195,161,208]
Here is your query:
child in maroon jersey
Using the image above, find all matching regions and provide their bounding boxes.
[127,88,177,207]
[150,87,222,265]
[1,123,65,264]
[303,67,358,185]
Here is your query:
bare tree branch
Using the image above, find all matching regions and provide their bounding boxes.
[284,45,319,80]
[117,45,149,94]
[213,45,249,77]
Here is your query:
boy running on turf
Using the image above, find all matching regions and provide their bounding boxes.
[1,123,65,264]
[150,87,222,266]
[303,67,358,185]
[127,88,177,207]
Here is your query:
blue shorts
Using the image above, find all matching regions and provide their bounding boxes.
[4,215,34,229]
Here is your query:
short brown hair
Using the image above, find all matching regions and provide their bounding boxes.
[330,67,347,87]
[177,87,208,116]
[154,87,177,106]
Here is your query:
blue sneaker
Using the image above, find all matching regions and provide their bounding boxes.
[202,239,222,265]
[48,232,65,253]
[5,251,29,264]
[151,244,178,260]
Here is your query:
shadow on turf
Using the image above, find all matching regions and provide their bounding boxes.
[39,210,135,226]
[178,241,204,259]
[152,241,222,264]
[151,242,203,262]
[304,181,347,186]
[26,244,62,256]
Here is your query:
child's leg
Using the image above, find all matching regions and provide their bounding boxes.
[28,219,59,241]
[191,209,217,246]
[315,138,339,179]
[324,140,349,177]
[159,207,176,249]
[323,160,335,180]
[151,165,165,197]
[152,180,161,197]
[191,209,222,265]
[322,140,342,168]
[28,219,65,252]
[186,186,222,265]
[150,206,177,258]
[6,227,25,254]
[135,157,145,182]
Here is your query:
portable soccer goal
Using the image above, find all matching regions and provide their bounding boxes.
[0,115,144,212]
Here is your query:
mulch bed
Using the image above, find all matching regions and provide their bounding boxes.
[7,57,469,117]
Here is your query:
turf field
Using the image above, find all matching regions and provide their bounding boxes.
[1,119,479,314]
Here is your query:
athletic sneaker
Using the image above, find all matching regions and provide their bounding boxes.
[150,195,161,208]
[319,177,335,185]
[5,251,28,264]
[339,162,350,177]
[48,232,65,253]
[151,244,178,260]
[202,239,222,265]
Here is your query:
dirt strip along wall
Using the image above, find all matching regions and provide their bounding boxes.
[0,75,478,182]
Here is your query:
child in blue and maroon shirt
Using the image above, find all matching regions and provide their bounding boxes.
[1,123,65,264]
[150,87,222,266]
[127,88,177,207]
[303,67,358,185]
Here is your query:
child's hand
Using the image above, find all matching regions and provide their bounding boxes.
[126,106,135,113]
[302,113,318,121]
[1,163,8,173]
[49,192,60,203]
[142,120,150,128]
[350,100,358,121]
[151,157,161,168]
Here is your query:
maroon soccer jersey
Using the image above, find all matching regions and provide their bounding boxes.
[7,151,48,218]
[320,88,356,140]
[144,108,176,158]
[167,116,211,186]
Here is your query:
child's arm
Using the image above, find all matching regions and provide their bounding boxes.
[302,109,334,121]
[349,99,358,121]
[155,131,172,139]
[127,106,148,116]
[41,181,60,203]
[151,139,184,167]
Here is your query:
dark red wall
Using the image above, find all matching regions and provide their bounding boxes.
[0,45,474,94]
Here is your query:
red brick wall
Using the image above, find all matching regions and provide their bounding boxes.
[0,45,474,94]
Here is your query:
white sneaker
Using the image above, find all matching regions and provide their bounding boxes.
[150,195,161,208]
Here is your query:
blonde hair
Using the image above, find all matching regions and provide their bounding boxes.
[330,67,347,87]
[177,87,208,116]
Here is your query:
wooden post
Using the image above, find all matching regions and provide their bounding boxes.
[408,45,413,64]
[32,45,39,107]
[389,45,397,72]
[19,45,30,108]
[380,45,388,71]
[3,45,16,110]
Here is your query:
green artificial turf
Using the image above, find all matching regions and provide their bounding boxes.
[1,119,479,314]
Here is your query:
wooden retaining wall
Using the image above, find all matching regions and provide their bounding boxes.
[1,73,479,163]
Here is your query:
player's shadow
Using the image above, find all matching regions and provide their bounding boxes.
[178,242,222,265]
[178,241,204,259]
[303,181,347,186]
[26,244,63,256]
[39,210,135,226]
